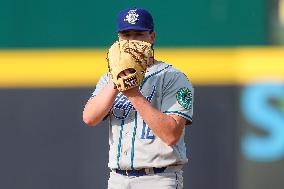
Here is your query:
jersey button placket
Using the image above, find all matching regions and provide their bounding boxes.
[125,131,132,137]
[128,112,134,120]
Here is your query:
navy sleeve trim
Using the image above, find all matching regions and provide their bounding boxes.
[163,111,193,122]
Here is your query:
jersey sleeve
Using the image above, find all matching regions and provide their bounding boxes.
[90,73,110,98]
[161,71,194,125]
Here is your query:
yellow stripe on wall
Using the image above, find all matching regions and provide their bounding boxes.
[159,48,284,85]
[0,48,284,87]
[0,50,107,88]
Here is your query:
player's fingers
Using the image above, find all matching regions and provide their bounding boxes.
[124,70,130,75]
[130,68,136,74]
[118,70,126,78]
[125,68,135,75]
[118,69,135,78]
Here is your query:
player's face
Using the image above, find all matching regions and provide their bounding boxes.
[118,30,156,44]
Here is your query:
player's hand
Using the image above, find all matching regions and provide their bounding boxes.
[122,86,141,97]
[106,78,120,94]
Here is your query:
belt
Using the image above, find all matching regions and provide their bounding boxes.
[115,167,167,177]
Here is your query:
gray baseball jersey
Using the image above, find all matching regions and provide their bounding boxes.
[91,61,194,170]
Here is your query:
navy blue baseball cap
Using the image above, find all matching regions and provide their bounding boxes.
[117,8,154,32]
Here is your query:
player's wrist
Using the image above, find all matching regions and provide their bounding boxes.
[107,81,119,94]
[122,87,142,97]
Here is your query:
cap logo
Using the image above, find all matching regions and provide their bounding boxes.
[124,9,139,25]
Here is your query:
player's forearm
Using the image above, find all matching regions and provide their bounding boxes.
[127,94,183,146]
[83,83,118,126]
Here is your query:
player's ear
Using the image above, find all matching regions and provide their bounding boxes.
[150,31,156,44]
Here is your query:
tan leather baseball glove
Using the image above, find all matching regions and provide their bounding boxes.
[107,40,154,91]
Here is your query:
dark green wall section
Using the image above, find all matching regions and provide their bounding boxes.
[0,0,268,48]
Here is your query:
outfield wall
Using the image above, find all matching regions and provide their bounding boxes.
[0,0,283,188]
[0,87,239,189]
[0,48,284,189]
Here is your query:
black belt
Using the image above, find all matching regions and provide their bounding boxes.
[115,167,167,177]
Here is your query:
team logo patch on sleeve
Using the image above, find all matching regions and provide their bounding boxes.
[176,88,193,110]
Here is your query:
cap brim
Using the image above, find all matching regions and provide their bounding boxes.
[117,26,152,32]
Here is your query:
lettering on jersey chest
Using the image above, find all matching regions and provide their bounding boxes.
[112,86,157,120]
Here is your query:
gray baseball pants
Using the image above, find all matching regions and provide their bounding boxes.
[107,170,183,189]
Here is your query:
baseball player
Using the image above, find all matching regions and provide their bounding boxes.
[83,8,194,189]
